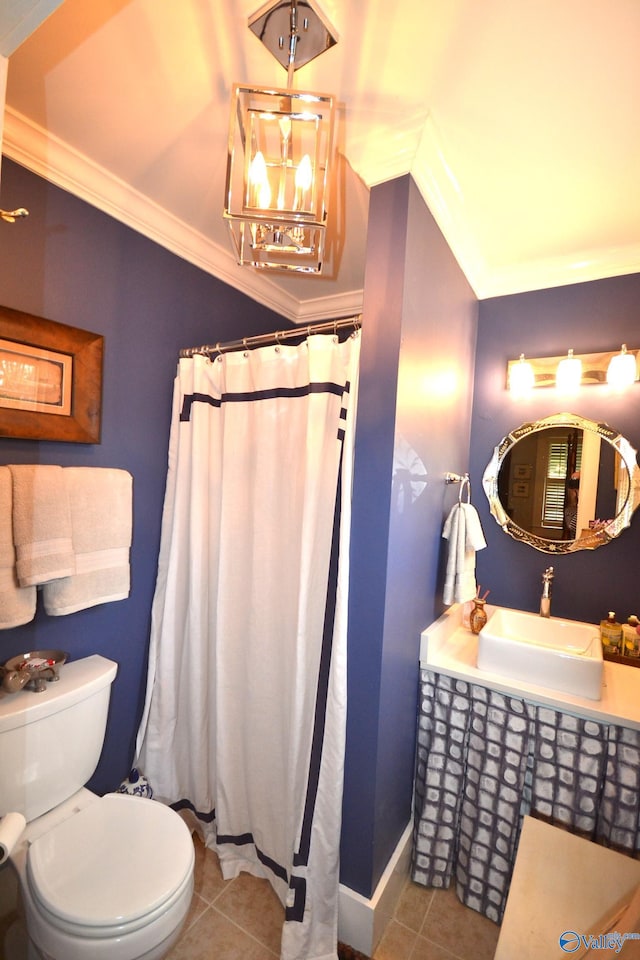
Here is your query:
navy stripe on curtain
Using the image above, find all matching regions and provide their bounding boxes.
[180,381,347,421]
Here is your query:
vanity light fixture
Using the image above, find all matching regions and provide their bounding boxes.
[223,0,337,274]
[606,344,638,390]
[507,346,639,393]
[555,349,582,392]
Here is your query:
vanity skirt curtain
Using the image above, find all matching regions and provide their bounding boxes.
[135,330,360,960]
[412,669,640,924]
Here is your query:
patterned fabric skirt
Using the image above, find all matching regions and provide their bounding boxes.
[412,670,640,923]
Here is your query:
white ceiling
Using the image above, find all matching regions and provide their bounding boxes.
[2,0,640,323]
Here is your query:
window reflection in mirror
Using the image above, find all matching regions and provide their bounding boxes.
[483,414,639,554]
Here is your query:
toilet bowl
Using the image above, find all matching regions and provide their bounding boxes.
[10,790,194,960]
[0,655,194,960]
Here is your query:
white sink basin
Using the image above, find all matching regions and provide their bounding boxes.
[477,607,603,700]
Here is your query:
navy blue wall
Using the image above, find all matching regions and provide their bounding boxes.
[0,159,284,793]
[470,274,640,624]
[342,177,478,897]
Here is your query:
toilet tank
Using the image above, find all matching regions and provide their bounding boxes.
[0,655,118,822]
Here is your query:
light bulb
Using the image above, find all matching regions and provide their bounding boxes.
[509,354,535,396]
[294,154,313,210]
[556,349,582,392]
[295,154,313,192]
[248,151,271,209]
[606,344,637,390]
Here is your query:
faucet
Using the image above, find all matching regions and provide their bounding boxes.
[540,566,554,618]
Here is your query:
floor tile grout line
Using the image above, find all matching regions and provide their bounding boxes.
[416,931,470,960]
[185,904,280,957]
[418,884,438,925]
[182,892,209,933]
[390,917,468,960]
[407,932,462,960]
[192,847,286,955]
[391,879,435,935]
[208,903,282,957]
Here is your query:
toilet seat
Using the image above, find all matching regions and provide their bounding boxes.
[26,793,194,938]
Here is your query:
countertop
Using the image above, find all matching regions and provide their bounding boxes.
[420,604,640,729]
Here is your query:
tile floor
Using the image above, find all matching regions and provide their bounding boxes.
[0,834,500,960]
[165,836,501,960]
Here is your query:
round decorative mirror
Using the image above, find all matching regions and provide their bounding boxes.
[482,413,640,553]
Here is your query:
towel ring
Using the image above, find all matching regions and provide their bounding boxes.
[459,475,471,504]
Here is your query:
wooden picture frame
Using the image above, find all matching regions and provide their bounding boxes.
[0,305,103,443]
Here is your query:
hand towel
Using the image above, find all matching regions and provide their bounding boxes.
[43,467,133,616]
[9,464,75,587]
[0,467,37,628]
[442,501,487,606]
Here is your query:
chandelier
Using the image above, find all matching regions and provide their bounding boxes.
[223,0,337,274]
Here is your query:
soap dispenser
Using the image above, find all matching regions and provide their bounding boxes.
[600,612,623,656]
[623,615,640,658]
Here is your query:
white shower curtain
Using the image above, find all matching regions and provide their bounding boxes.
[135,330,360,960]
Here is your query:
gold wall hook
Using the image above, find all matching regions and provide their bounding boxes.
[0,208,29,223]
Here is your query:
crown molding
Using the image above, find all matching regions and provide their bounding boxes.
[2,107,364,323]
[410,117,486,298]
[354,150,414,190]
[349,120,421,191]
[471,246,640,301]
[286,287,364,324]
[411,115,640,300]
[8,107,634,312]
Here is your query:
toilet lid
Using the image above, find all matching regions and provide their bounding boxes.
[27,793,194,929]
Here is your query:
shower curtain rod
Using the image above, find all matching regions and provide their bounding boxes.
[179,315,361,359]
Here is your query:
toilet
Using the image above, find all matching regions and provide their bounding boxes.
[0,655,194,960]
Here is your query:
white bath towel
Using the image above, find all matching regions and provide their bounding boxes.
[43,467,133,616]
[9,464,75,587]
[442,501,487,605]
[0,467,37,628]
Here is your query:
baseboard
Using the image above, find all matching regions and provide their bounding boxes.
[338,820,413,956]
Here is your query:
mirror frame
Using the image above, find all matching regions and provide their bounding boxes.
[482,412,640,553]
